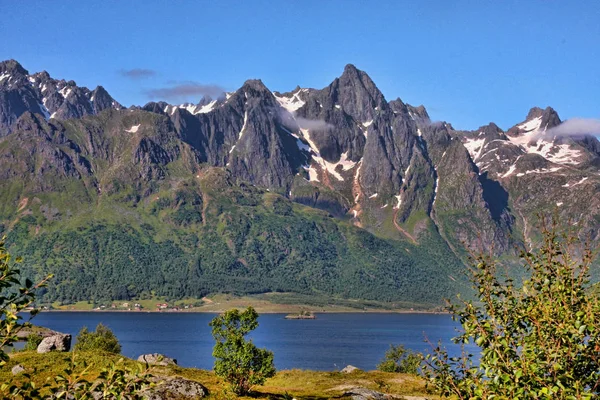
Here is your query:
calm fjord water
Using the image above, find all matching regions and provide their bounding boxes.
[32,312,463,370]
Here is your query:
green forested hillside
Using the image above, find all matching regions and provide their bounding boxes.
[4,167,466,307]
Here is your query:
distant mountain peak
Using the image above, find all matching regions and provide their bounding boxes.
[0,59,28,75]
[526,106,545,120]
[242,79,270,93]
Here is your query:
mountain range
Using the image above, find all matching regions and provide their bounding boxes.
[1,59,598,307]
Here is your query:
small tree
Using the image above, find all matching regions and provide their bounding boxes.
[75,323,121,354]
[210,307,276,395]
[425,219,600,399]
[377,344,422,374]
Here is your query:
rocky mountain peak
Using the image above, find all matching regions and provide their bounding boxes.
[35,71,51,81]
[480,122,503,135]
[0,59,123,136]
[540,106,561,130]
[522,106,561,131]
[525,106,544,120]
[0,59,28,75]
[327,64,387,122]
[241,79,271,96]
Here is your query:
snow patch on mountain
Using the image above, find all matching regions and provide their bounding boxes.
[238,111,248,140]
[501,164,518,178]
[394,194,402,209]
[515,167,562,177]
[274,91,305,113]
[507,116,583,165]
[37,102,50,120]
[562,177,588,187]
[306,166,319,182]
[59,87,72,98]
[125,124,140,133]
[300,128,357,181]
[464,137,485,161]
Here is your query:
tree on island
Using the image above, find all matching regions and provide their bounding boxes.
[210,306,276,395]
[425,219,600,399]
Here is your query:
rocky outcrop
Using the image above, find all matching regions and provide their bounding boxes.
[142,377,209,399]
[37,333,71,353]
[137,353,177,366]
[343,387,389,400]
[341,365,361,373]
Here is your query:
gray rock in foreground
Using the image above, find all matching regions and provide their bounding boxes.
[11,364,25,375]
[37,333,71,353]
[341,364,361,373]
[343,387,389,400]
[137,353,177,366]
[142,377,209,399]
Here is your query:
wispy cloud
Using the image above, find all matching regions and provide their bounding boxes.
[547,118,600,137]
[278,108,333,131]
[119,68,157,79]
[144,82,226,102]
[295,116,334,131]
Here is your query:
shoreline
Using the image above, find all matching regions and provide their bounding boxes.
[40,308,447,315]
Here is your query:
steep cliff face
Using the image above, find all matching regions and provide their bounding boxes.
[1,59,599,304]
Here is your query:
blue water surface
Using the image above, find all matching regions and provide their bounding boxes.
[31,312,467,370]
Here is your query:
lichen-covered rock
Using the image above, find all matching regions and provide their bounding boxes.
[137,353,177,366]
[37,333,71,353]
[142,377,208,399]
[343,387,388,400]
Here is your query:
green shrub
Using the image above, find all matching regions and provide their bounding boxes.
[23,333,43,351]
[377,344,422,374]
[75,323,121,354]
[425,220,600,398]
[210,307,276,395]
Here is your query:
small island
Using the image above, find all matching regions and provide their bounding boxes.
[284,310,316,319]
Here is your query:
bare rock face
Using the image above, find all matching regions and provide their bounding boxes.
[137,353,177,366]
[37,333,71,353]
[142,377,209,399]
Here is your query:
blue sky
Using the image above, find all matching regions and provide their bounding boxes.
[1,1,598,130]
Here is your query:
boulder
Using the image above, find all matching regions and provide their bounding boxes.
[341,364,361,373]
[37,333,71,353]
[137,353,177,366]
[343,387,388,400]
[142,377,208,399]
[11,364,25,375]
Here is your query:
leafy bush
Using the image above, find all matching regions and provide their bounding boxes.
[23,333,43,351]
[0,236,50,365]
[75,323,121,354]
[425,220,600,398]
[377,344,422,374]
[210,307,276,395]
